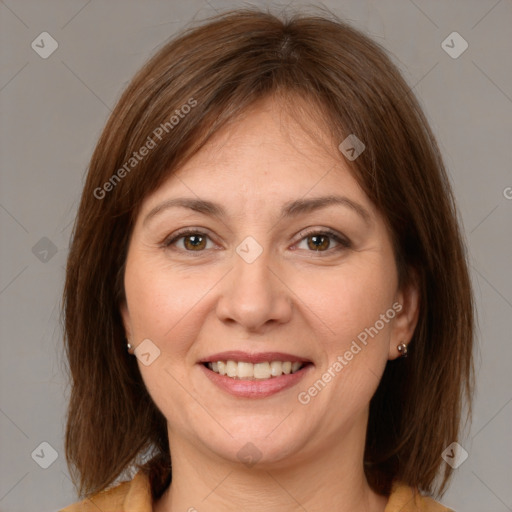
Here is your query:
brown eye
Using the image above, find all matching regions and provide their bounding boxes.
[306,234,330,251]
[182,234,207,251]
[164,228,350,256]
[164,230,212,252]
[296,229,351,253]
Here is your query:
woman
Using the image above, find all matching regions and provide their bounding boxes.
[60,8,474,512]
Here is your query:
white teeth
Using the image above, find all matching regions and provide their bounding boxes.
[253,362,271,379]
[291,362,302,373]
[237,362,253,378]
[226,360,237,377]
[270,361,282,376]
[206,360,306,379]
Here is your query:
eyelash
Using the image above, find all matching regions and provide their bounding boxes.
[162,228,351,256]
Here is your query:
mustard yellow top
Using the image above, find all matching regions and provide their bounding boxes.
[59,471,454,511]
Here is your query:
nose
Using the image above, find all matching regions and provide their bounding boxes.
[215,246,293,332]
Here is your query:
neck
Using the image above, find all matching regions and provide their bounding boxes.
[154,413,388,512]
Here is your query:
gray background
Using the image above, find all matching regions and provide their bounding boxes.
[0,0,511,511]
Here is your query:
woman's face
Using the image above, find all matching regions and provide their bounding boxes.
[121,96,418,469]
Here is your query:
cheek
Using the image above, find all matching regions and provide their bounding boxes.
[300,269,396,413]
[124,257,207,417]
[124,254,207,342]
[295,258,397,345]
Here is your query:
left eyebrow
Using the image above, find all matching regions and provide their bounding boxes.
[279,195,372,225]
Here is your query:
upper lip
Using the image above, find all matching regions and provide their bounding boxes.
[199,351,312,364]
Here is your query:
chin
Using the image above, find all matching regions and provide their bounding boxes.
[199,424,311,469]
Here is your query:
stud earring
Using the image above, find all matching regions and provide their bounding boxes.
[126,342,133,354]
[397,343,408,357]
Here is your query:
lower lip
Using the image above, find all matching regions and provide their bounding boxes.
[199,363,314,399]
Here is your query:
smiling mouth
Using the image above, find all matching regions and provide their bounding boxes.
[203,360,312,380]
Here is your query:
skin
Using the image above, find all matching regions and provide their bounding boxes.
[121,95,419,512]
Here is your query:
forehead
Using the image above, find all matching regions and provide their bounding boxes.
[140,96,373,218]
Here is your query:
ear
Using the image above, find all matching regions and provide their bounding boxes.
[388,269,420,360]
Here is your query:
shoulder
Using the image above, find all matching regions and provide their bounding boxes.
[59,471,152,512]
[386,481,454,511]
[60,474,452,512]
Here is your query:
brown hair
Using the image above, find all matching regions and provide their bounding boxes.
[63,7,474,501]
